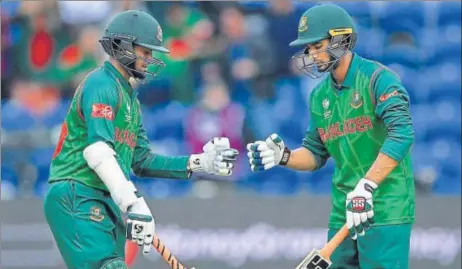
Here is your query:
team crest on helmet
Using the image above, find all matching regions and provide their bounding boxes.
[298,16,308,32]
[350,91,363,109]
[157,25,163,42]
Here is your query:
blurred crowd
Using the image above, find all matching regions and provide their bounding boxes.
[1,1,461,199]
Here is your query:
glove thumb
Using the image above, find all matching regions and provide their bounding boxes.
[266,133,285,152]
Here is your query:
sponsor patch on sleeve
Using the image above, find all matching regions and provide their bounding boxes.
[91,103,114,120]
[379,90,399,103]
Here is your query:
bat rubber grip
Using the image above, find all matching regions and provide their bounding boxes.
[152,235,188,269]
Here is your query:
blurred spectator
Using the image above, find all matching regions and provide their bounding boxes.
[184,80,245,155]
[216,5,277,103]
[148,3,215,105]
[265,0,305,77]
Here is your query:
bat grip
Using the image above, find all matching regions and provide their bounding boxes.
[319,224,349,260]
[152,235,188,269]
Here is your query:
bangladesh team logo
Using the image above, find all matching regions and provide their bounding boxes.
[157,25,163,42]
[350,91,363,109]
[90,206,104,222]
[298,16,308,32]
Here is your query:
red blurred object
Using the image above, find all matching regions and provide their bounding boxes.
[29,30,54,71]
[125,240,139,268]
[168,39,191,59]
[59,44,83,69]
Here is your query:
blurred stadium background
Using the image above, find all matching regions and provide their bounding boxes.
[1,0,461,198]
[0,1,461,269]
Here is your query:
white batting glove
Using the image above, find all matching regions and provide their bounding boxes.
[126,196,155,254]
[189,137,239,176]
[246,133,291,171]
[346,178,377,240]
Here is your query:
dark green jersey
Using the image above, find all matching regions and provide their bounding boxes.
[303,54,415,228]
[49,61,190,191]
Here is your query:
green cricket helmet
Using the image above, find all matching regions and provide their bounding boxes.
[99,10,168,80]
[289,4,358,78]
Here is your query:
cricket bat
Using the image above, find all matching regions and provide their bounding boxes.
[295,224,350,269]
[152,235,195,269]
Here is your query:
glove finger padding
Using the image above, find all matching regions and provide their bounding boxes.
[220,149,239,161]
[203,137,231,152]
[251,162,276,172]
[346,211,358,240]
[214,160,234,169]
[143,235,153,254]
[266,134,285,151]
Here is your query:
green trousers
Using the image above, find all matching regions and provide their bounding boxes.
[328,224,412,269]
[44,180,127,269]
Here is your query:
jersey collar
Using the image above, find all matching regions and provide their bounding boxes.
[103,61,135,96]
[330,53,361,90]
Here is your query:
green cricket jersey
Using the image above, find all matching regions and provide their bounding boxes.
[303,53,415,228]
[49,61,190,191]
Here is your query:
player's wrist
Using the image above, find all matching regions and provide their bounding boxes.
[188,153,205,172]
[279,147,291,166]
[358,178,378,193]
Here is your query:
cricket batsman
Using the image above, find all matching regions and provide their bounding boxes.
[43,10,239,269]
[247,4,415,269]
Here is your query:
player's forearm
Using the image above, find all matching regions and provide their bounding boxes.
[364,152,399,185]
[132,153,191,179]
[286,147,318,171]
[367,109,414,185]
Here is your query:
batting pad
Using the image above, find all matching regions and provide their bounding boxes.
[295,249,332,269]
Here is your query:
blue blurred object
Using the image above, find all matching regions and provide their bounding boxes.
[427,78,461,103]
[382,44,422,68]
[429,139,461,195]
[1,101,38,132]
[38,100,70,128]
[1,165,19,200]
[240,166,301,196]
[0,1,21,17]
[378,2,426,38]
[305,159,335,194]
[424,100,461,142]
[132,174,192,199]
[437,1,462,26]
[336,2,373,27]
[30,147,54,197]
[144,101,186,141]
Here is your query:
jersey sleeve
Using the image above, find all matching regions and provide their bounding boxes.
[81,83,118,146]
[373,69,415,162]
[302,97,331,170]
[131,114,191,179]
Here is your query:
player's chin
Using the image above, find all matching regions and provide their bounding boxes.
[316,64,329,73]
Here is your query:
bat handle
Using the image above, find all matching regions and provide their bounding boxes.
[319,224,349,260]
[152,235,188,269]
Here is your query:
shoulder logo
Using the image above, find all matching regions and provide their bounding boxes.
[298,16,308,32]
[379,90,399,103]
[91,104,114,120]
[350,91,363,109]
[90,206,104,222]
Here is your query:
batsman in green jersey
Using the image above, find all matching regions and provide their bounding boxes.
[247,4,415,269]
[43,10,238,269]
